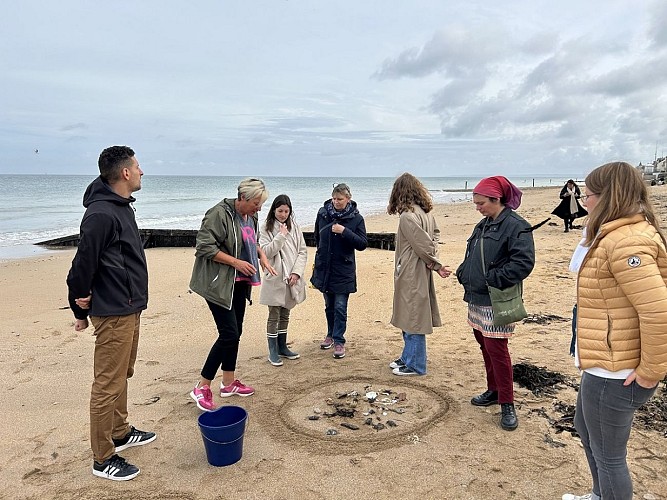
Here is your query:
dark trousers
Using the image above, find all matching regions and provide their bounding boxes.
[570,304,577,356]
[473,329,514,403]
[201,282,249,379]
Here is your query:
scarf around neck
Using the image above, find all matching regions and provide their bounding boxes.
[325,199,354,220]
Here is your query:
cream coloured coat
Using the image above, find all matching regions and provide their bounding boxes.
[577,214,667,381]
[390,205,442,334]
[258,220,308,309]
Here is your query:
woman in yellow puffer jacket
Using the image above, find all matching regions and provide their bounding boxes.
[563,162,667,500]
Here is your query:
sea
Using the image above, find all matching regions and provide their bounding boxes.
[0,174,567,261]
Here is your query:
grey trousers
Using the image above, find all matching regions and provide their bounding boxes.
[574,371,656,499]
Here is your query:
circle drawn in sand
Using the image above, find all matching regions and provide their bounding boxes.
[276,376,451,453]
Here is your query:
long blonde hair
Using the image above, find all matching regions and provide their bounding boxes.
[584,161,666,247]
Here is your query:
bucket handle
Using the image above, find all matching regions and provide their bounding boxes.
[202,433,244,446]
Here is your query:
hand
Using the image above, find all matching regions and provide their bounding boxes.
[74,318,89,331]
[288,273,299,286]
[75,294,92,309]
[332,223,344,234]
[278,222,289,236]
[234,259,257,276]
[437,266,452,278]
[261,257,277,276]
[623,370,659,389]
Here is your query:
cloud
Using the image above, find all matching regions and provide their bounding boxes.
[647,1,667,48]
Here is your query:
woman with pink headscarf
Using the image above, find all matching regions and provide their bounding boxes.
[456,176,535,431]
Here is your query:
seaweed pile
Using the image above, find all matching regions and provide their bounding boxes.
[513,362,576,396]
[635,384,667,437]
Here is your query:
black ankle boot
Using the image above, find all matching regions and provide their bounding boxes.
[471,390,498,406]
[500,403,518,431]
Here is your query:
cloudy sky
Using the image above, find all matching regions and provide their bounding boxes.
[2,1,666,177]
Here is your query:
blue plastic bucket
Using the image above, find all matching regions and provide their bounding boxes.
[198,406,248,467]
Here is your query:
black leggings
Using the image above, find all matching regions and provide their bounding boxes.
[201,282,249,379]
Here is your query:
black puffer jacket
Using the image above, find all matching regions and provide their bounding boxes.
[456,207,535,306]
[66,177,148,319]
[310,200,368,294]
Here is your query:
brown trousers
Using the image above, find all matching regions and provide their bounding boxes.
[89,313,141,462]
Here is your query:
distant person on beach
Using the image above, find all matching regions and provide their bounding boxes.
[387,173,451,376]
[311,183,368,359]
[456,176,535,431]
[258,194,308,366]
[551,179,587,232]
[66,145,156,481]
[189,178,275,412]
[562,162,667,500]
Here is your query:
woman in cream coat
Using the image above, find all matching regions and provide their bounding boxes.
[563,162,667,500]
[259,195,308,366]
[387,173,450,376]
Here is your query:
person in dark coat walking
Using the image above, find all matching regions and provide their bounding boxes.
[551,179,587,232]
[310,183,368,359]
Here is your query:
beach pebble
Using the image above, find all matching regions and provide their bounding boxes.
[340,422,359,430]
[308,415,320,421]
[364,418,372,425]
[387,420,397,427]
[365,391,378,402]
[643,494,656,500]
[372,423,386,431]
[313,407,321,414]
[326,429,338,436]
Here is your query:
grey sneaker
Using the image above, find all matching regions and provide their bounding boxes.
[562,494,594,500]
[320,336,334,349]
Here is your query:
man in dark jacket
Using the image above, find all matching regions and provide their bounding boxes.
[66,146,155,481]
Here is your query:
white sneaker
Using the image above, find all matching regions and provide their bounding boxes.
[562,493,593,500]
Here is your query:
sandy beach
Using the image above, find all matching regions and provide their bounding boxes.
[2,186,666,500]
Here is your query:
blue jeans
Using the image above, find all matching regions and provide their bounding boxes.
[575,372,657,499]
[400,332,427,375]
[324,292,349,345]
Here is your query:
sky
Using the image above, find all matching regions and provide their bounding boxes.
[1,1,666,178]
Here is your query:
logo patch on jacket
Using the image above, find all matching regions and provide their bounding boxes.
[627,256,641,267]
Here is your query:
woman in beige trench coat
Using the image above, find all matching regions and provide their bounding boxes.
[387,173,451,375]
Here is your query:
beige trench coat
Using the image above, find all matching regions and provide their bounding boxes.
[258,220,308,309]
[390,205,443,334]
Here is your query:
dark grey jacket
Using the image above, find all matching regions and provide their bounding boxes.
[456,207,535,306]
[67,177,148,319]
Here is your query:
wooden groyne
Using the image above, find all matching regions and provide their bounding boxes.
[36,229,396,251]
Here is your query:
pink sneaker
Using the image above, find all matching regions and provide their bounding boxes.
[190,383,216,411]
[333,343,345,358]
[320,336,334,349]
[220,379,255,397]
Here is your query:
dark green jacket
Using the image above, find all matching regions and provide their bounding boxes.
[189,198,257,309]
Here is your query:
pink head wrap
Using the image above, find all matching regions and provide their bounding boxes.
[473,176,523,210]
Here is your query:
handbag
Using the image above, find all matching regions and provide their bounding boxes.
[480,227,527,326]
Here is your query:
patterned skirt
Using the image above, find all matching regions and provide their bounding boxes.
[467,303,515,339]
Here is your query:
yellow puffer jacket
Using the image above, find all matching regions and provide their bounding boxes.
[577,214,667,381]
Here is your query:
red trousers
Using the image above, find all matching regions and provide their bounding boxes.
[473,329,514,403]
